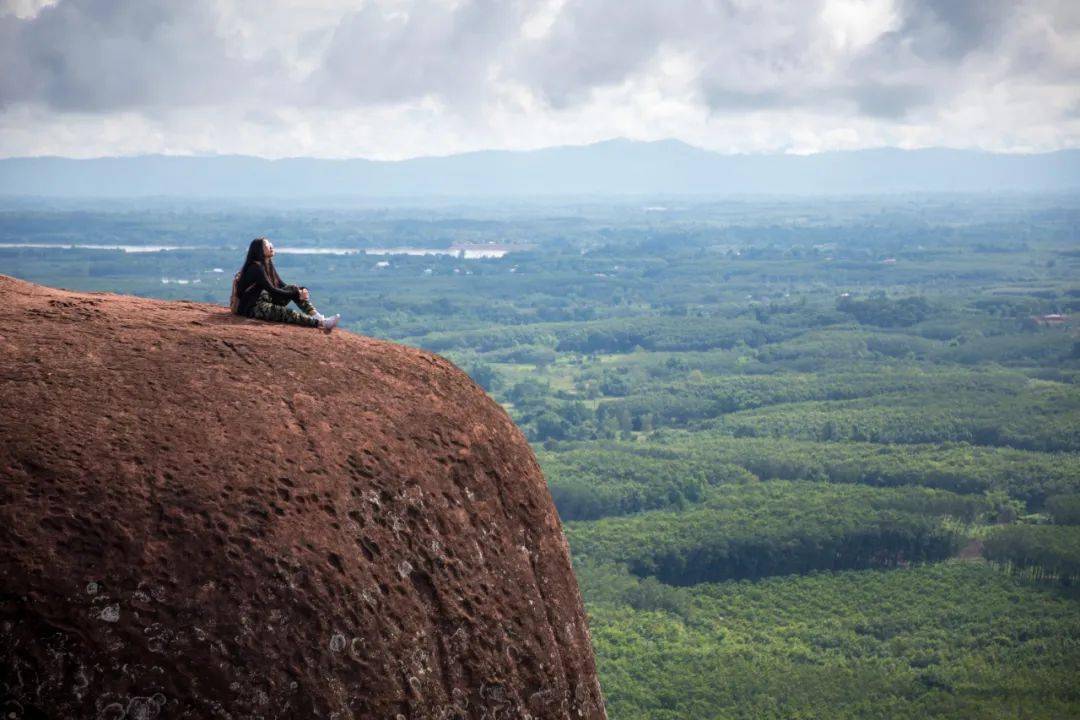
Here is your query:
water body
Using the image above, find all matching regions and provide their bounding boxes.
[0,243,509,258]
[0,243,185,252]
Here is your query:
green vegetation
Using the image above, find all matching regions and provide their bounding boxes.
[1047,494,1080,524]
[4,193,1078,718]
[540,438,1080,519]
[837,292,933,326]
[578,561,1080,720]
[567,482,975,584]
[708,384,1079,452]
[596,369,1026,426]
[983,525,1080,583]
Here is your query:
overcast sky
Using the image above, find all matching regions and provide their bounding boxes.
[1,0,1078,159]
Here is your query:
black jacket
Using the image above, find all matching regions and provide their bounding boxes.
[235,262,299,316]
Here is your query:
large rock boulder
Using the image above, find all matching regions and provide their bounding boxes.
[0,275,606,720]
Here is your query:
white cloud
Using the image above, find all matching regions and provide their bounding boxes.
[0,0,58,19]
[0,0,1077,158]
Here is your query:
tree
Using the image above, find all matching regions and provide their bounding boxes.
[535,411,567,441]
[465,362,501,392]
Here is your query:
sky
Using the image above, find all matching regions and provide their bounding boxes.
[1,0,1078,159]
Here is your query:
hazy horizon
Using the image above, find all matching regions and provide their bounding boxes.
[3,141,1078,197]
[4,136,1080,163]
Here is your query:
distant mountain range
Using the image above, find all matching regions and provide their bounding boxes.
[1,139,1078,197]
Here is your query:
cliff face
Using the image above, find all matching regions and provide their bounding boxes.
[0,275,605,720]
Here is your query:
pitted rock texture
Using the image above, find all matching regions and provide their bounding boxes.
[0,275,606,720]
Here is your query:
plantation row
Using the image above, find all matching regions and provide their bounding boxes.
[544,451,754,520]
[417,315,806,353]
[565,482,982,585]
[705,384,1079,452]
[576,560,1080,720]
[1047,493,1080,524]
[983,525,1080,583]
[498,356,1078,447]
[597,368,1028,424]
[539,438,1080,520]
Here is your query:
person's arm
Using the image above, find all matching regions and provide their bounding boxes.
[250,263,299,303]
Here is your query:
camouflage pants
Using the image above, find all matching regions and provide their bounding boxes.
[248,290,320,327]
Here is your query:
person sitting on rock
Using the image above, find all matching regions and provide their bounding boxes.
[231,237,340,332]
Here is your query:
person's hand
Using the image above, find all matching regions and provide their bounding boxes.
[299,288,310,302]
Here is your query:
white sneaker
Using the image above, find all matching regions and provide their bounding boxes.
[320,313,340,333]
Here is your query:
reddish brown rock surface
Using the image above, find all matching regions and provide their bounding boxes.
[0,275,606,720]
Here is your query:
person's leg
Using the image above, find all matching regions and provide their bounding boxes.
[294,296,319,317]
[249,291,319,327]
[270,287,318,316]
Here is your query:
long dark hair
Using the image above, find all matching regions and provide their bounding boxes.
[243,237,284,287]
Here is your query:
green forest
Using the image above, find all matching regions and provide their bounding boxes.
[2,193,1078,718]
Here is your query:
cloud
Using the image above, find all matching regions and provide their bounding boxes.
[880,0,1013,61]
[847,82,934,119]
[508,0,1030,121]
[309,0,529,106]
[509,0,672,108]
[0,0,58,19]
[0,0,1077,158]
[0,0,271,111]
